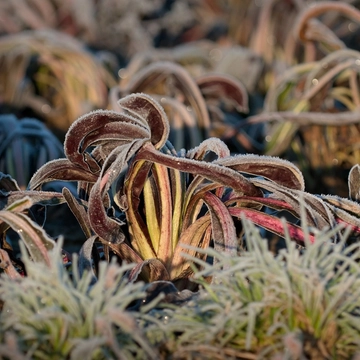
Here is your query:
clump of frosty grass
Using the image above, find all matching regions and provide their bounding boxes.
[1,219,360,359]
[143,218,360,359]
[0,240,158,360]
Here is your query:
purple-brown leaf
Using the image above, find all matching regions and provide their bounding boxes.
[197,73,249,113]
[118,93,169,149]
[216,154,305,190]
[29,159,98,190]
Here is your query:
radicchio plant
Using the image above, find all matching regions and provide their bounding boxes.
[27,93,360,287]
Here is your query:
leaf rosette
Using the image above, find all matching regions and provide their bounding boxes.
[28,93,360,286]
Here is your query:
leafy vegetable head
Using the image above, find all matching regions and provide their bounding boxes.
[27,93,360,286]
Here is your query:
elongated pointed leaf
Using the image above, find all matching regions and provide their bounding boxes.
[1,190,65,211]
[29,159,98,190]
[0,198,55,265]
[118,93,169,149]
[137,142,261,197]
[228,207,314,245]
[4,196,33,213]
[216,153,305,190]
[226,195,289,211]
[169,166,184,253]
[128,258,170,283]
[123,160,156,260]
[320,194,360,217]
[65,109,149,171]
[62,187,91,238]
[171,215,211,280]
[320,195,360,234]
[152,163,173,267]
[88,140,146,244]
[202,191,237,256]
[251,177,335,230]
[88,180,125,245]
[197,73,249,113]
[121,62,211,131]
[143,176,160,251]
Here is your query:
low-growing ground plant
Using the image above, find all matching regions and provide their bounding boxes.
[0,94,360,358]
[1,217,360,359]
[143,218,360,359]
[1,2,360,358]
[0,241,159,360]
[24,92,360,288]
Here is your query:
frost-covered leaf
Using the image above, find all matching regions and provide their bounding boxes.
[348,164,360,201]
[197,73,249,113]
[78,235,97,284]
[138,142,261,197]
[127,258,170,283]
[62,187,91,238]
[120,61,211,131]
[320,194,360,235]
[229,207,314,245]
[250,177,333,230]
[29,159,98,190]
[216,154,305,190]
[203,191,237,256]
[88,140,147,244]
[0,172,20,193]
[186,137,230,160]
[64,109,149,171]
[0,197,55,265]
[118,93,169,149]
[0,187,64,212]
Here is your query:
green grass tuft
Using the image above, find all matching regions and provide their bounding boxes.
[0,241,158,360]
[1,220,360,359]
[144,219,360,359]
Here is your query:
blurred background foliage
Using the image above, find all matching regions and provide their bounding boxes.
[1,0,360,196]
[1,3,360,357]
